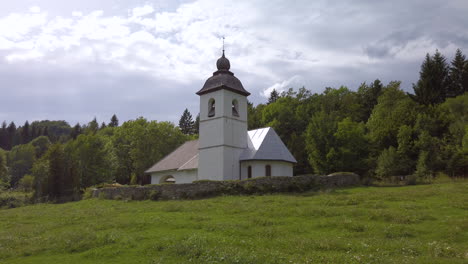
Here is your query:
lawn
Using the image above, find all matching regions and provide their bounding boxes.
[0,182,466,263]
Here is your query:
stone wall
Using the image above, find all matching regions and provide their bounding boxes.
[91,173,360,201]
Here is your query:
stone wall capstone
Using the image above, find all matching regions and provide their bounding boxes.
[91,173,360,201]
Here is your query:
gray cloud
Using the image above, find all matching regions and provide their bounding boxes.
[0,0,467,126]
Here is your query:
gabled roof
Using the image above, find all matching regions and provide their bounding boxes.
[145,140,198,173]
[240,127,297,163]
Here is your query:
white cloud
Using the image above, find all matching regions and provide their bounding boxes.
[29,6,41,13]
[262,75,305,98]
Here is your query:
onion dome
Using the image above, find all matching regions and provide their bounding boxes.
[196,51,250,96]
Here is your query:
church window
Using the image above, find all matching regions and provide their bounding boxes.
[208,98,215,117]
[265,165,271,177]
[160,175,176,184]
[232,99,239,117]
[248,166,252,179]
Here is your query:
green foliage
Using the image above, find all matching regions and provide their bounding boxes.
[0,148,9,189]
[7,144,36,187]
[67,133,115,188]
[375,147,402,179]
[30,136,51,158]
[18,174,34,192]
[367,82,418,149]
[0,182,466,263]
[305,111,337,174]
[112,118,188,184]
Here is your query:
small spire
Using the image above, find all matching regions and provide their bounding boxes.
[222,36,225,57]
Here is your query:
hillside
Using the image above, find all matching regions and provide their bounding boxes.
[0,182,466,263]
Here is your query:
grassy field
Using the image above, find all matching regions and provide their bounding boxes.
[0,182,466,264]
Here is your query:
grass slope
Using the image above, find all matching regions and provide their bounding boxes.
[0,182,467,264]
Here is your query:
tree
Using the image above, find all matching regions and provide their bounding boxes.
[0,122,7,150]
[109,114,119,127]
[70,123,82,140]
[305,111,338,174]
[375,147,402,179]
[267,89,280,104]
[6,122,17,150]
[67,133,115,188]
[193,113,200,134]
[112,118,188,184]
[410,50,450,105]
[367,82,418,149]
[100,122,107,130]
[0,148,9,189]
[448,49,468,98]
[87,118,99,134]
[178,109,195,135]
[21,121,30,144]
[356,79,383,122]
[7,144,36,187]
[30,136,52,158]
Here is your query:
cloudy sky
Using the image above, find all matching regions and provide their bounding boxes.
[1,0,467,126]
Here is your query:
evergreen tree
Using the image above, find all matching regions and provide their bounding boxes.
[268,89,280,104]
[194,113,200,134]
[448,49,468,97]
[21,121,30,144]
[42,126,49,138]
[88,118,99,134]
[70,123,82,140]
[178,109,195,135]
[47,144,65,199]
[6,122,17,150]
[410,50,450,105]
[30,123,38,140]
[109,114,119,127]
[100,122,107,130]
[0,122,7,150]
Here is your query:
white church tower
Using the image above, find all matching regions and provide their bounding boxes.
[196,51,250,180]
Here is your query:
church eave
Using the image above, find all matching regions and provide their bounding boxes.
[196,84,251,96]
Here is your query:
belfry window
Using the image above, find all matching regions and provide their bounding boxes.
[232,99,239,117]
[265,165,271,177]
[208,98,215,117]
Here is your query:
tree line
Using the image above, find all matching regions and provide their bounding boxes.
[0,48,467,200]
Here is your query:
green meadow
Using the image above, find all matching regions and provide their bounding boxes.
[0,181,466,264]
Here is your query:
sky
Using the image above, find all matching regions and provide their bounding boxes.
[0,0,467,126]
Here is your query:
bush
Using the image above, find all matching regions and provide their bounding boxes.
[18,174,34,192]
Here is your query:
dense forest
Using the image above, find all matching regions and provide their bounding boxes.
[0,49,467,200]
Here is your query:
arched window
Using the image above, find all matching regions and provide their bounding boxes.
[232,99,239,117]
[265,165,271,177]
[248,166,252,179]
[208,98,215,117]
[160,175,175,184]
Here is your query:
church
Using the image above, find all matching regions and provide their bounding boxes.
[145,52,296,184]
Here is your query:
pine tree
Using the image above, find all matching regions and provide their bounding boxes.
[178,109,194,135]
[88,118,99,134]
[6,122,16,150]
[448,49,468,97]
[0,122,7,150]
[100,122,107,130]
[410,50,450,105]
[268,89,280,104]
[109,114,119,127]
[70,123,82,140]
[30,123,38,140]
[21,121,30,144]
[194,113,200,134]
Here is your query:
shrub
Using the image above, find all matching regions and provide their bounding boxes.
[18,174,34,192]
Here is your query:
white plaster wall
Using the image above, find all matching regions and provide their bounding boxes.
[151,169,198,184]
[198,89,248,182]
[240,160,294,180]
